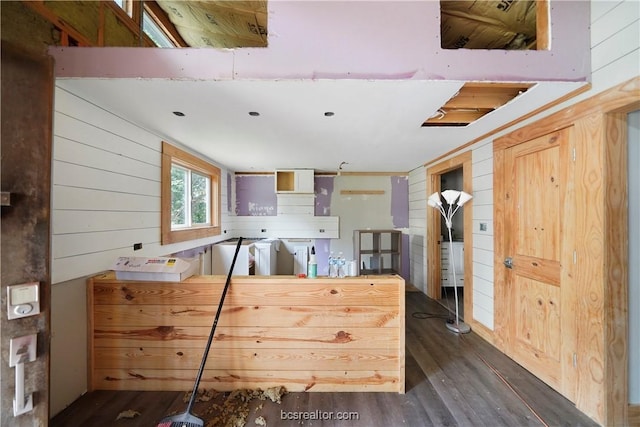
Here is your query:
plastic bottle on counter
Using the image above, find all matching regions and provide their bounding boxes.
[308,246,317,279]
[337,252,346,278]
[328,252,337,278]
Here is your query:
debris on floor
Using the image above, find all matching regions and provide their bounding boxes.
[180,386,287,427]
[115,409,140,420]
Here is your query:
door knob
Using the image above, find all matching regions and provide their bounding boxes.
[503,257,514,269]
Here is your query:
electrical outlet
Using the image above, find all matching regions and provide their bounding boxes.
[9,334,37,367]
[133,242,142,250]
[479,223,488,231]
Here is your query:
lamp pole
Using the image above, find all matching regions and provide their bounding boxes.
[428,190,472,334]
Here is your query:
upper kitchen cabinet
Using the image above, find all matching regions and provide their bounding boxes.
[275,169,314,194]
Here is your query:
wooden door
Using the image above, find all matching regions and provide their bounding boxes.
[500,127,576,401]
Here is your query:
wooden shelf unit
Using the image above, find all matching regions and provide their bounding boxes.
[354,229,402,275]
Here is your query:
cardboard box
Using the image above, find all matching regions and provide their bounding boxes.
[111,257,199,282]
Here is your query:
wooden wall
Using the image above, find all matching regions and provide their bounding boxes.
[88,274,405,393]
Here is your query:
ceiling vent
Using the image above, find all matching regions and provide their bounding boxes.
[422,82,533,127]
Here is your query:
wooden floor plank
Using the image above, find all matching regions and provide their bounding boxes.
[51,291,600,427]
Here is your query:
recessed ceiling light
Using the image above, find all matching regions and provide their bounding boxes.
[249,111,260,116]
[324,111,335,117]
[173,111,185,117]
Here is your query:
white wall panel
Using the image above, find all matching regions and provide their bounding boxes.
[473,173,493,191]
[52,88,231,284]
[53,160,159,196]
[591,21,639,72]
[471,142,493,165]
[472,157,493,177]
[54,137,160,181]
[54,112,161,162]
[55,89,161,150]
[471,141,495,330]
[472,247,493,267]
[52,210,159,235]
[591,1,638,42]
[52,185,160,212]
[408,166,426,291]
[473,204,493,221]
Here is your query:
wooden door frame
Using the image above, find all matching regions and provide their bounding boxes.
[493,76,639,426]
[426,151,473,325]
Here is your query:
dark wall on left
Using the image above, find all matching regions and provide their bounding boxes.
[1,38,54,425]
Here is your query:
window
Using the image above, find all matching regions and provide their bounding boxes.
[143,10,174,48]
[162,142,221,244]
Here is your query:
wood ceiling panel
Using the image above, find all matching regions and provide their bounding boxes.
[423,82,533,127]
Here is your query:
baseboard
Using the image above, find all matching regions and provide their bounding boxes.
[629,404,640,426]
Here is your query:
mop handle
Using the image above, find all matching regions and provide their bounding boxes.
[185,237,243,412]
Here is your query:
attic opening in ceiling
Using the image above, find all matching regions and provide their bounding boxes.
[422,82,534,127]
[156,0,268,48]
[440,0,549,50]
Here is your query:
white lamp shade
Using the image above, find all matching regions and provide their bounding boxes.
[427,192,442,207]
[441,189,461,205]
[457,191,473,206]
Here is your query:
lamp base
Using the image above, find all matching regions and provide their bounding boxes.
[445,320,471,334]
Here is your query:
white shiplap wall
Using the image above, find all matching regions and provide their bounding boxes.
[53,87,343,284]
[408,167,427,292]
[52,87,232,284]
[471,142,494,330]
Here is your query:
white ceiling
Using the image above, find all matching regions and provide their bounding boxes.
[56,77,586,173]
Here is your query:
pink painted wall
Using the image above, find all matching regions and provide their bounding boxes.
[50,1,589,83]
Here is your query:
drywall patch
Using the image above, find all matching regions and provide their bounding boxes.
[314,176,334,216]
[391,176,409,228]
[235,175,276,216]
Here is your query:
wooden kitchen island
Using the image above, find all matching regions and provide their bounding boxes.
[87,273,405,393]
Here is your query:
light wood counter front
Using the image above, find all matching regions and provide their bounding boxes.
[88,273,405,393]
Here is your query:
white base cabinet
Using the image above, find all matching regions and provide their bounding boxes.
[441,241,464,287]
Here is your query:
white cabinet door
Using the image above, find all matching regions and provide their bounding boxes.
[441,242,464,287]
[295,169,315,193]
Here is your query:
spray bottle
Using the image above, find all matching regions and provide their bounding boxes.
[307,246,318,278]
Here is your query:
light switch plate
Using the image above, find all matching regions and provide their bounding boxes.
[9,334,37,367]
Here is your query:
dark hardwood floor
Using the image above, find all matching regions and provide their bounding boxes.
[51,289,599,427]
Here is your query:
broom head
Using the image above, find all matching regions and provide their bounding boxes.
[157,409,204,427]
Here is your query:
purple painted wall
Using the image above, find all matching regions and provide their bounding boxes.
[226,172,232,213]
[314,175,334,216]
[390,176,409,228]
[313,176,334,275]
[235,175,276,216]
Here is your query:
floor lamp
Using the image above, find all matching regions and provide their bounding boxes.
[428,189,473,334]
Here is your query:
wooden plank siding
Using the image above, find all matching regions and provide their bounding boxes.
[87,273,405,393]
